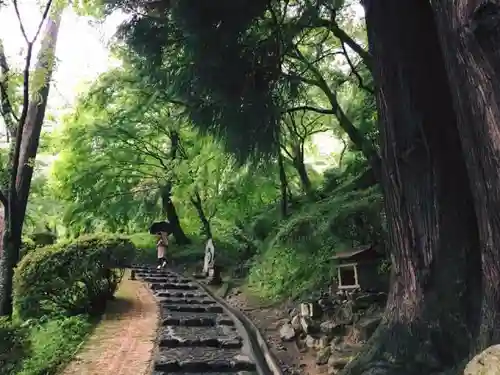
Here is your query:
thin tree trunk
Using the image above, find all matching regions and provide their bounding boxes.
[430,0,500,351]
[190,189,212,240]
[293,146,313,196]
[160,184,190,245]
[278,150,289,217]
[342,1,481,374]
[0,10,62,317]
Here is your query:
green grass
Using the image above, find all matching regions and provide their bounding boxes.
[0,315,94,375]
[246,185,383,301]
[17,316,93,375]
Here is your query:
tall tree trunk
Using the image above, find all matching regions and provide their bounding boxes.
[190,189,212,240]
[293,146,313,196]
[0,10,62,317]
[430,0,500,351]
[277,150,289,217]
[342,1,481,374]
[160,184,190,245]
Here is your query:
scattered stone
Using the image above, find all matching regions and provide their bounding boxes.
[305,335,317,348]
[279,323,296,341]
[464,345,500,375]
[300,316,317,334]
[355,316,381,341]
[316,336,330,350]
[291,315,301,331]
[316,347,331,365]
[320,320,342,336]
[328,354,351,369]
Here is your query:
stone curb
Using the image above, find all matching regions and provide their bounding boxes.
[194,279,283,375]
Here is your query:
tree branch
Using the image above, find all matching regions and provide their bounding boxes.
[316,16,373,72]
[285,105,335,115]
[341,41,374,95]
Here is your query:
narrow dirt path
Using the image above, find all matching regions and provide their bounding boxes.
[60,271,159,375]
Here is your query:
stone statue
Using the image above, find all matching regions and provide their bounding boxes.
[203,238,215,275]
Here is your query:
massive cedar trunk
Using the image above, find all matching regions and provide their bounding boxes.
[430,0,500,350]
[0,10,62,317]
[160,184,190,245]
[341,1,481,374]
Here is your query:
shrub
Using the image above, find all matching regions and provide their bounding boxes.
[247,185,383,301]
[30,231,57,246]
[14,234,136,320]
[17,316,92,375]
[0,317,29,375]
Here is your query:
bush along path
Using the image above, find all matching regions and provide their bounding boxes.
[133,266,280,375]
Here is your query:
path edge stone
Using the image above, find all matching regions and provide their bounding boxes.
[195,279,283,375]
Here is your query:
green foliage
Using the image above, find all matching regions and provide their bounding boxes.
[247,184,383,300]
[0,318,29,375]
[14,234,135,319]
[17,316,92,375]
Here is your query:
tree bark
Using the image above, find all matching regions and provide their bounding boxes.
[278,150,289,217]
[430,0,500,351]
[190,189,212,240]
[160,184,191,245]
[0,10,62,317]
[341,1,482,374]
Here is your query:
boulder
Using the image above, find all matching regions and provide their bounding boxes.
[316,347,332,365]
[279,323,296,341]
[464,345,500,375]
[328,353,351,370]
[291,315,302,331]
[305,334,317,348]
[349,315,381,343]
[320,320,343,336]
[300,316,318,334]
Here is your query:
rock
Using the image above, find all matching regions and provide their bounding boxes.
[352,315,381,342]
[328,354,351,369]
[316,336,330,349]
[335,301,354,324]
[305,334,317,348]
[279,323,296,341]
[320,320,342,336]
[464,345,500,375]
[291,315,302,331]
[316,347,331,365]
[300,316,317,334]
[289,307,299,318]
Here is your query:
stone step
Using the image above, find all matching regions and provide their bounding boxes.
[159,326,242,349]
[154,347,255,372]
[160,311,235,327]
[161,304,224,314]
[133,268,176,276]
[158,298,216,305]
[142,276,191,283]
[156,291,208,299]
[153,371,257,375]
[151,283,199,291]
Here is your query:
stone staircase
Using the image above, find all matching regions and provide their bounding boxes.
[133,267,258,375]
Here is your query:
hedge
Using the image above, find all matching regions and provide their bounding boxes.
[13,234,136,320]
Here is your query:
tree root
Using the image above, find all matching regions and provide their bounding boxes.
[339,323,468,375]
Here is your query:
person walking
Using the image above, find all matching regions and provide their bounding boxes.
[156,231,169,269]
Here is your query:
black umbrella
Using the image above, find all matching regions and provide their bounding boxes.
[149,221,172,234]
